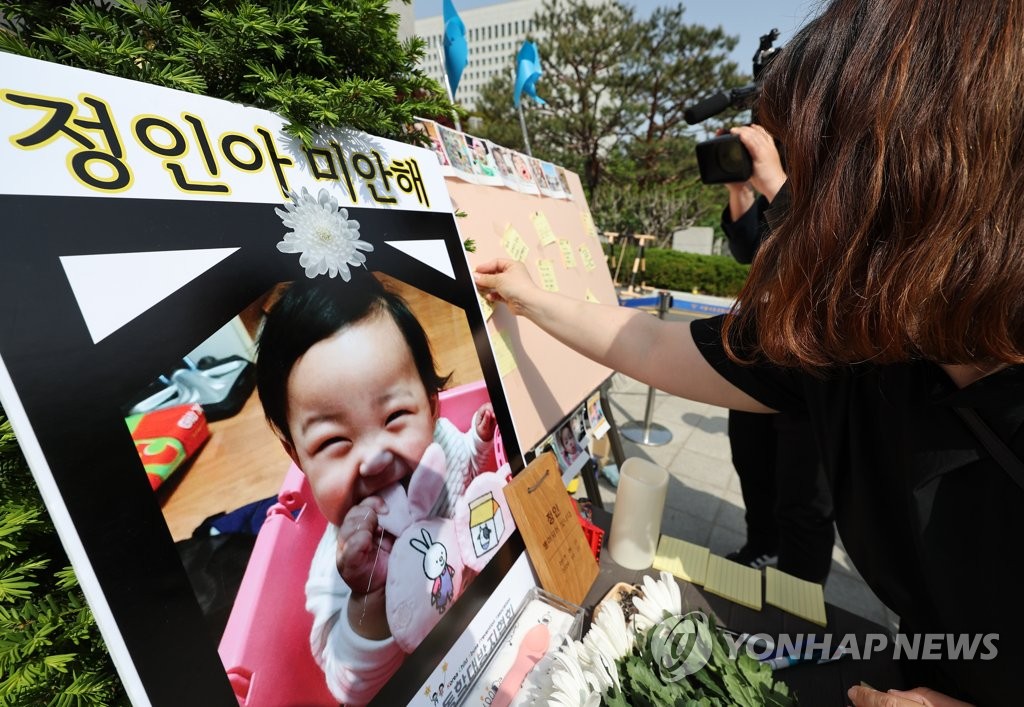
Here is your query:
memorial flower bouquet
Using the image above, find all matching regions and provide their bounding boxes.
[513,572,797,707]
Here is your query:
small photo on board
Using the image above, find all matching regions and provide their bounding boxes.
[585,390,610,439]
[437,125,475,179]
[466,135,501,184]
[412,118,452,169]
[552,407,590,481]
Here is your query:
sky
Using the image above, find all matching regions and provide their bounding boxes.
[412,0,823,71]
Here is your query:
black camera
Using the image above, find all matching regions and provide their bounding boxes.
[695,134,753,184]
[688,29,781,184]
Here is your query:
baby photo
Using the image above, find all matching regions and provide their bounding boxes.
[437,125,475,177]
[412,119,451,168]
[551,407,591,482]
[132,269,518,707]
[467,135,499,181]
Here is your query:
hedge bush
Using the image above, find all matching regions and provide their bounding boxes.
[608,244,750,297]
[0,412,129,706]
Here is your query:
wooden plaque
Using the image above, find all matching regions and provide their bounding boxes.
[504,452,599,605]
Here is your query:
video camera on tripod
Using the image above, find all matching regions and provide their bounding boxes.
[687,29,781,184]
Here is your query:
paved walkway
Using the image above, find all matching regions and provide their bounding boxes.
[591,369,900,633]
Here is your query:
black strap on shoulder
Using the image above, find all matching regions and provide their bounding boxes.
[954,406,1024,493]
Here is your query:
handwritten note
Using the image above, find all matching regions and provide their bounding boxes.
[502,224,530,262]
[765,567,827,626]
[557,239,577,269]
[584,288,600,303]
[579,207,599,240]
[653,535,711,585]
[491,329,517,378]
[703,554,762,610]
[531,211,558,246]
[536,259,560,292]
[578,244,597,272]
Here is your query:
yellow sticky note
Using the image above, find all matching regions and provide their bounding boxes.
[536,258,560,292]
[584,288,600,303]
[557,239,577,268]
[477,292,493,321]
[578,244,597,272]
[703,554,762,610]
[491,330,517,378]
[557,239,581,266]
[579,208,599,240]
[653,535,711,585]
[531,212,558,246]
[765,567,827,627]
[502,224,530,262]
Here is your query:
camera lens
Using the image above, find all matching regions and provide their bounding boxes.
[695,134,752,184]
[719,140,746,172]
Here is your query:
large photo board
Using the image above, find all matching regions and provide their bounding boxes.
[0,53,529,706]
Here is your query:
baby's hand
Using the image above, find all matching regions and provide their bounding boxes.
[475,403,496,441]
[336,496,394,596]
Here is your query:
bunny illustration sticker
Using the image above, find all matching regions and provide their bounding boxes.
[379,444,465,652]
[379,446,513,652]
[410,528,456,613]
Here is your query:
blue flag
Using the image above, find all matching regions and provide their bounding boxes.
[513,41,546,108]
[443,0,468,98]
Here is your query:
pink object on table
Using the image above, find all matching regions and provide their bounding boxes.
[489,623,551,707]
[217,380,503,707]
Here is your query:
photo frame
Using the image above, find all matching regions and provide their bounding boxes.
[0,53,528,707]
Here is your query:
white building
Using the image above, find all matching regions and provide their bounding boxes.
[413,0,545,111]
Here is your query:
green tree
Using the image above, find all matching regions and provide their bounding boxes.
[0,0,457,144]
[475,0,641,191]
[620,4,743,188]
[473,1,746,243]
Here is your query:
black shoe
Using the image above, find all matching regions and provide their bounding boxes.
[726,545,779,569]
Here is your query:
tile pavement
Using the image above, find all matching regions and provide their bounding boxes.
[588,372,901,633]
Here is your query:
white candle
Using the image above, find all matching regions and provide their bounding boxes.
[607,457,669,570]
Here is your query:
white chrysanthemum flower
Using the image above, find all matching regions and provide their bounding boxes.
[514,637,604,707]
[580,600,633,690]
[275,187,373,280]
[511,649,560,707]
[548,641,603,707]
[632,571,683,631]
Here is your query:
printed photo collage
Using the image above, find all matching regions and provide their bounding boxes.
[412,117,573,199]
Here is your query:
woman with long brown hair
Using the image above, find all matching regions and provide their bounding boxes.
[475,1,1023,704]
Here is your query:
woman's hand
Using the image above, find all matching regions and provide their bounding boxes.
[730,123,787,202]
[473,259,541,317]
[847,685,975,707]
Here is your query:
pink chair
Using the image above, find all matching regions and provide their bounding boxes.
[217,380,505,706]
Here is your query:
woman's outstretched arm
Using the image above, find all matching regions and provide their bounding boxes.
[473,259,774,414]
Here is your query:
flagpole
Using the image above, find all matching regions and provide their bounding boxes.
[517,102,532,157]
[437,47,462,132]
